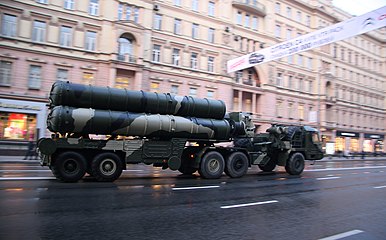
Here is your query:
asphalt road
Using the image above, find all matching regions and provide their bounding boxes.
[0,159,386,240]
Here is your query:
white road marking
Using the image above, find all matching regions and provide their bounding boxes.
[318,229,364,240]
[306,166,386,172]
[373,185,386,189]
[221,200,278,209]
[172,185,220,191]
[0,177,56,181]
[316,177,341,180]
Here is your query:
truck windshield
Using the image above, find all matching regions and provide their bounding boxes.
[312,132,321,143]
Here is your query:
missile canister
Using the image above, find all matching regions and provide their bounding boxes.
[49,81,226,119]
[47,106,240,140]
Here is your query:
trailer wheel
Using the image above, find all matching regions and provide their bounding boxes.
[258,159,276,172]
[285,153,305,175]
[51,151,86,182]
[198,151,225,179]
[91,153,123,182]
[225,152,249,178]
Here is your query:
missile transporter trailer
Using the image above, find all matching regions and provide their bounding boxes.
[38,81,323,182]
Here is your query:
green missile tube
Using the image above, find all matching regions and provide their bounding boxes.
[49,81,226,119]
[47,106,239,140]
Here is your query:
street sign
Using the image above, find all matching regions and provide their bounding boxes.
[227,6,386,73]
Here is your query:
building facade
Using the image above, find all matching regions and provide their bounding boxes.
[0,0,385,154]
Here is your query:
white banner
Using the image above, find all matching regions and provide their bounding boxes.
[227,6,386,73]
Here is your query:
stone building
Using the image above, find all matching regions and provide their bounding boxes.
[0,0,385,154]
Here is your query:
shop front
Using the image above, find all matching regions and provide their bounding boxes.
[363,133,385,154]
[335,131,360,155]
[0,98,47,155]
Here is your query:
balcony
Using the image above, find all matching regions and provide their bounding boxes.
[232,0,266,17]
[116,54,137,63]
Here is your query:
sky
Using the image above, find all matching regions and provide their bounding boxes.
[332,0,385,15]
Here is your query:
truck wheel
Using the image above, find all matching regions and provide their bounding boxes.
[198,151,225,179]
[225,152,249,178]
[91,153,123,182]
[285,153,305,175]
[258,160,276,172]
[51,151,86,182]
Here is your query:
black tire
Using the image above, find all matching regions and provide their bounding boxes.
[178,149,197,175]
[198,151,225,179]
[258,159,276,172]
[225,152,249,178]
[285,152,305,175]
[51,151,86,182]
[91,152,123,182]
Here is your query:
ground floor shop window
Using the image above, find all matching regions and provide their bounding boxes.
[0,112,36,140]
[335,137,344,152]
[349,138,359,153]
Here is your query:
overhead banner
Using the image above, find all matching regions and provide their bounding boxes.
[227,6,386,73]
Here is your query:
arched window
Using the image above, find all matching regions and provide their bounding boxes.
[118,37,133,56]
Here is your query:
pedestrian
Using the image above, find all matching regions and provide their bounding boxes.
[23,139,37,160]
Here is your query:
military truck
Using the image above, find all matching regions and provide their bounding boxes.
[38,81,323,182]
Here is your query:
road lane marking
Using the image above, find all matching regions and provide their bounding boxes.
[306,166,386,172]
[374,185,386,189]
[0,177,56,181]
[172,185,220,191]
[221,200,278,209]
[318,229,364,240]
[316,177,341,180]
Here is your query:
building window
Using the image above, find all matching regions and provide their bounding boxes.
[174,0,181,6]
[208,28,215,43]
[1,112,37,141]
[208,56,214,72]
[118,4,123,20]
[152,45,161,62]
[286,28,292,40]
[64,0,74,10]
[56,69,68,81]
[208,1,215,16]
[150,82,160,92]
[236,70,243,83]
[192,0,199,11]
[287,75,293,89]
[252,16,258,30]
[133,7,139,23]
[82,72,94,84]
[28,65,42,89]
[172,48,180,66]
[1,14,17,37]
[286,7,291,18]
[36,0,48,4]
[0,61,12,86]
[276,100,283,117]
[275,24,281,38]
[189,87,197,97]
[306,15,311,27]
[275,2,281,14]
[60,26,72,47]
[298,105,304,120]
[118,37,133,58]
[192,23,199,39]
[237,11,242,25]
[288,102,294,119]
[171,85,179,94]
[125,5,131,20]
[244,14,250,28]
[207,90,214,99]
[89,0,99,16]
[296,11,302,22]
[276,72,283,86]
[174,19,181,35]
[297,54,303,66]
[32,20,46,43]
[85,31,96,51]
[298,77,303,91]
[191,52,198,69]
[154,14,162,30]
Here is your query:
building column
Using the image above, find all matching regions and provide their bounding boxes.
[238,90,243,111]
